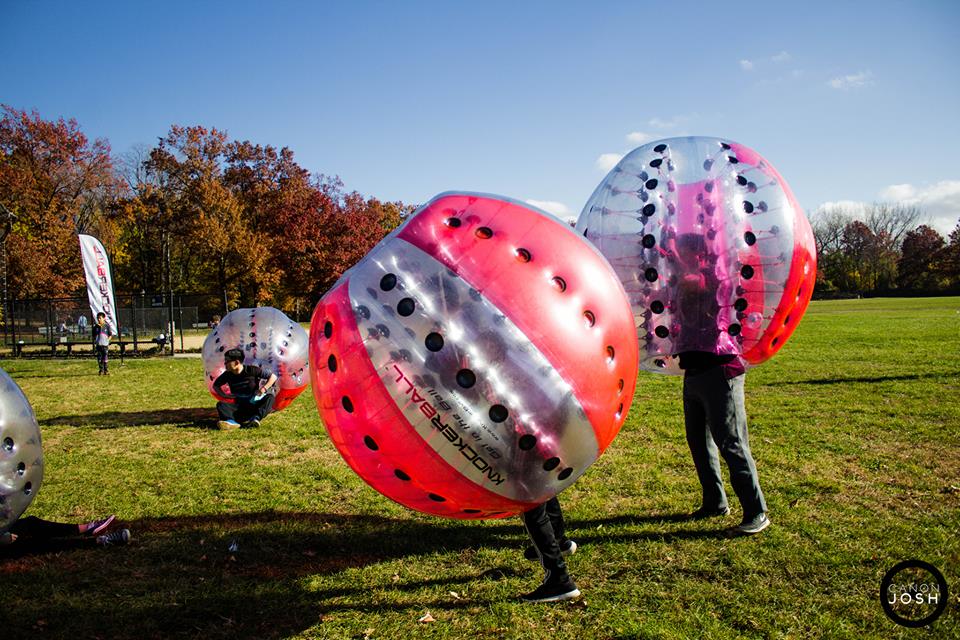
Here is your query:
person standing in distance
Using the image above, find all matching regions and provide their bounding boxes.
[92,312,112,375]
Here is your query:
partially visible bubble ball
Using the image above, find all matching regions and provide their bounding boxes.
[577,136,816,374]
[0,368,43,534]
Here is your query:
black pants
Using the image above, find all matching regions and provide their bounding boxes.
[2,516,93,557]
[217,394,275,423]
[95,345,109,373]
[522,497,569,580]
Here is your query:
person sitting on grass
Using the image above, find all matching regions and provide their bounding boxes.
[1,514,130,556]
[213,348,278,430]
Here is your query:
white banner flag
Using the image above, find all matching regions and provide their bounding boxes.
[78,234,119,334]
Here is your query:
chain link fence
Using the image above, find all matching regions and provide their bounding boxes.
[1,293,311,357]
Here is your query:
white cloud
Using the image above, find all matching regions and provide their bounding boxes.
[596,153,624,173]
[626,131,653,145]
[828,70,874,90]
[739,59,754,71]
[647,115,690,130]
[879,180,960,234]
[526,199,573,219]
[771,51,792,63]
[812,182,960,236]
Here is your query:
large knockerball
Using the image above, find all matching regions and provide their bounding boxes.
[577,136,816,375]
[310,192,640,519]
[0,368,43,534]
[202,307,309,411]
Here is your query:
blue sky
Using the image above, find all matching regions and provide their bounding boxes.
[2,1,959,233]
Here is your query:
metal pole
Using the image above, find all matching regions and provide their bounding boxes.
[178,294,185,352]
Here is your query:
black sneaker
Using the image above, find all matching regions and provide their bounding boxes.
[96,529,130,546]
[524,539,578,561]
[521,575,581,603]
[241,418,261,429]
[688,505,730,520]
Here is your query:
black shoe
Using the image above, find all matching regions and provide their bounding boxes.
[521,575,581,603]
[524,539,577,561]
[241,418,261,429]
[688,505,730,520]
[96,529,130,546]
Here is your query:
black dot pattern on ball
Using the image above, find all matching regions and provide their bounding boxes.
[23,482,32,495]
[428,493,446,502]
[476,226,493,239]
[380,273,398,291]
[552,276,567,292]
[456,369,476,388]
[645,178,658,190]
[463,509,482,514]
[642,204,656,216]
[397,298,415,316]
[744,231,756,245]
[650,158,662,168]
[341,396,354,412]
[446,217,462,228]
[327,354,338,372]
[2,437,12,451]
[655,325,669,338]
[644,268,658,282]
[728,323,742,336]
[651,300,665,314]
[516,248,531,262]
[558,468,574,481]
[489,404,508,423]
[395,469,411,481]
[735,298,749,311]
[642,234,656,249]
[741,265,755,279]
[654,143,667,152]
[518,435,537,450]
[364,436,378,450]
[583,310,596,327]
[744,201,754,213]
[543,457,560,471]
[425,332,444,352]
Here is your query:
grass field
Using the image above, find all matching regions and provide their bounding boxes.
[1,297,958,639]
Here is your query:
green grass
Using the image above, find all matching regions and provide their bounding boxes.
[1,297,958,639]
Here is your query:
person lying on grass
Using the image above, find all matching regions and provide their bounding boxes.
[1,513,130,555]
[213,348,278,430]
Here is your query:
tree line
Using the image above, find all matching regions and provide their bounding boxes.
[812,203,960,296]
[0,105,412,314]
[2,104,959,314]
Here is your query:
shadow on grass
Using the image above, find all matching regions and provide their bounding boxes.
[41,407,219,429]
[0,511,526,638]
[0,509,727,638]
[761,370,960,386]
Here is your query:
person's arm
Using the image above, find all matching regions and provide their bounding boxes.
[259,370,278,395]
[212,372,233,398]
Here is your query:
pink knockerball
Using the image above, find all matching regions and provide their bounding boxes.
[309,192,640,519]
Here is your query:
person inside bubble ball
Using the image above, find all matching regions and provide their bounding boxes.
[213,348,278,430]
[672,233,769,536]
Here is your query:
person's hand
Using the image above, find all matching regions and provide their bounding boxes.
[0,531,16,545]
[258,385,267,396]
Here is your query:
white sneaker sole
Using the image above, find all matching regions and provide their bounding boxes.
[734,516,770,535]
[522,588,581,603]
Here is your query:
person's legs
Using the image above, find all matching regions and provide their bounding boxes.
[95,346,107,374]
[252,393,275,421]
[684,374,728,512]
[10,515,79,539]
[521,500,579,602]
[217,401,239,422]
[704,371,766,519]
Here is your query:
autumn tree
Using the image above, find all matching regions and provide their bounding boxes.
[0,105,119,299]
[897,225,946,291]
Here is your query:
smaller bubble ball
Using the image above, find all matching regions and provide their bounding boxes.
[202,307,309,410]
